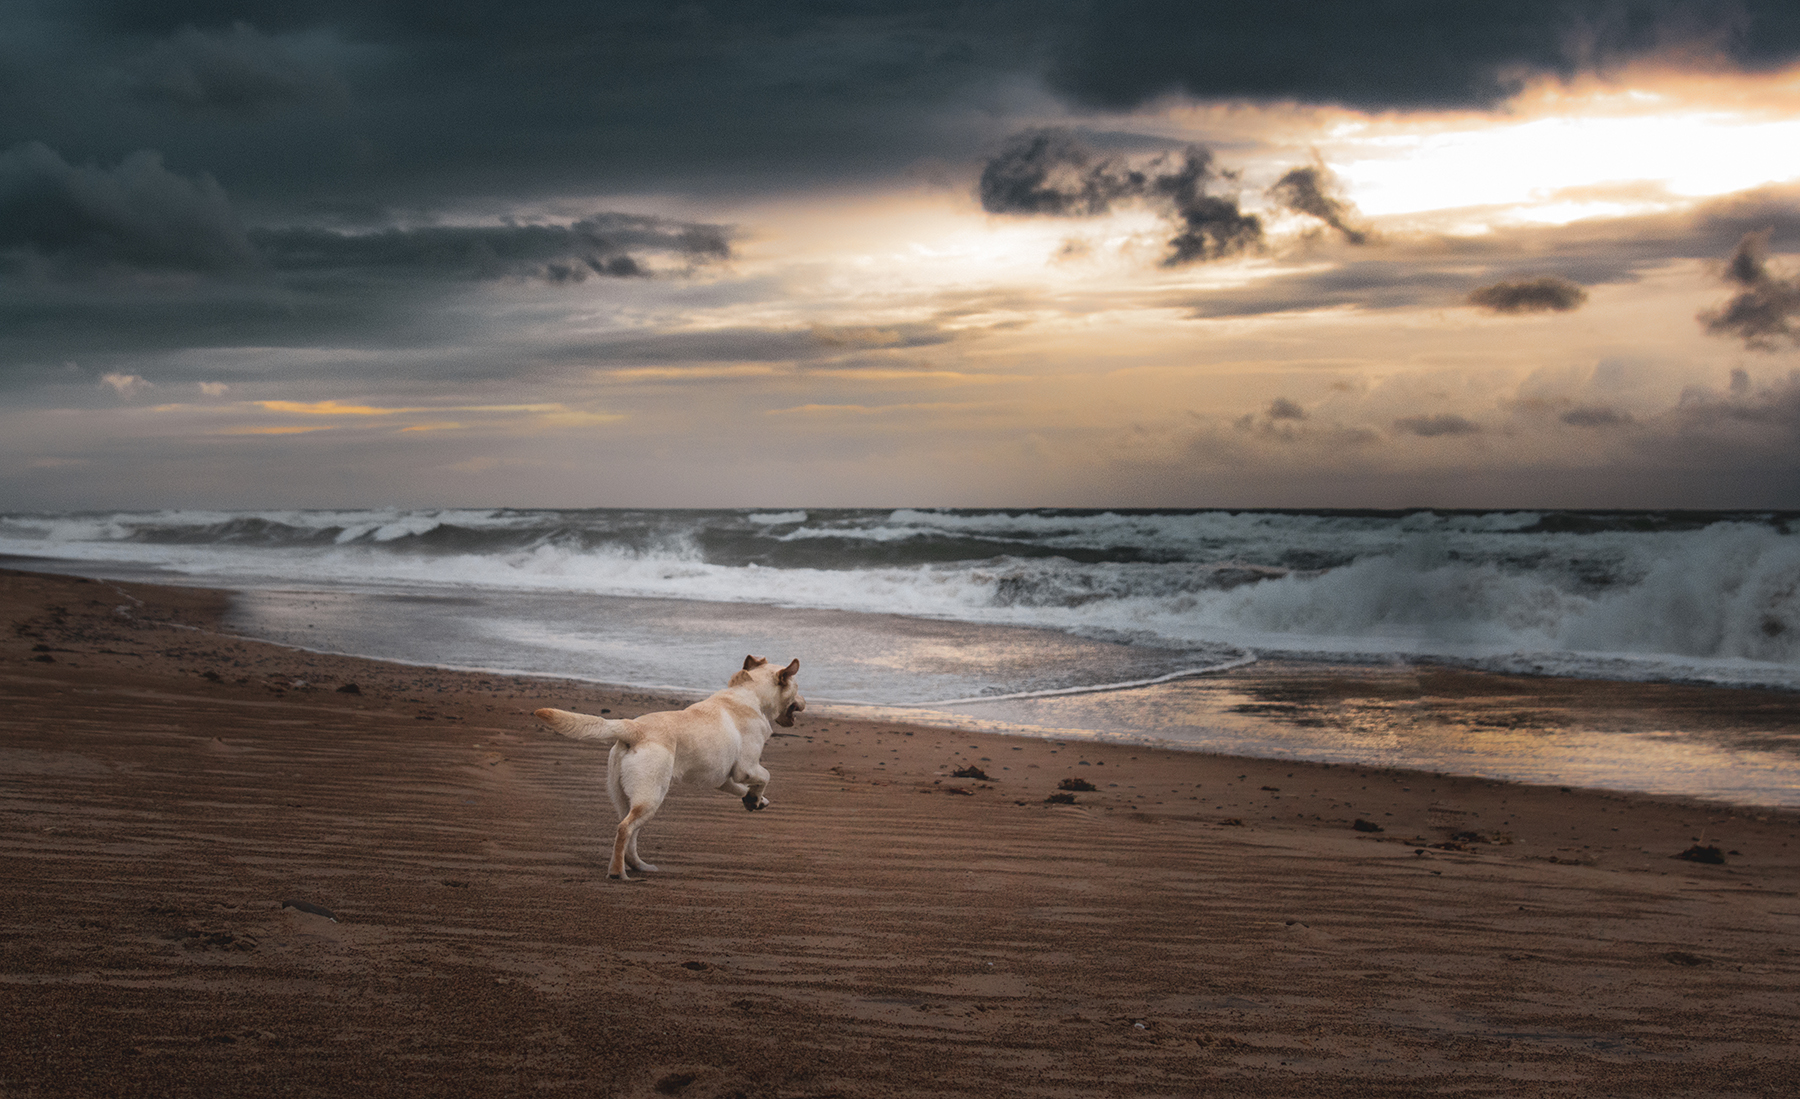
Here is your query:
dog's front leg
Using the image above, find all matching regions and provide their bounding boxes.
[739,763,771,811]
[717,778,766,810]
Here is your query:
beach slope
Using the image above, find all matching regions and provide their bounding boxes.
[3,568,1798,1097]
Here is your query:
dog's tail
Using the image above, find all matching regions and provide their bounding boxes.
[533,708,642,746]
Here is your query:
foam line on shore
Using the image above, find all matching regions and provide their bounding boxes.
[815,650,1261,708]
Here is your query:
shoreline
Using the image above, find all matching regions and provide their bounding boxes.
[10,554,1800,808]
[5,566,1800,1096]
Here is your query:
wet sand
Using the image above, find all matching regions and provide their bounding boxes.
[4,567,1799,1097]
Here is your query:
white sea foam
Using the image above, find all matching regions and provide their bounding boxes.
[3,507,1795,688]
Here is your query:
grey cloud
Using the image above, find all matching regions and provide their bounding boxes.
[1150,367,1800,508]
[0,141,256,273]
[128,22,348,114]
[1673,368,1800,426]
[1698,231,1800,349]
[978,130,1262,265]
[1394,414,1481,437]
[1561,405,1634,427]
[1266,398,1306,420]
[1169,259,1467,318]
[560,323,954,368]
[1162,187,1800,321]
[1468,276,1589,313]
[1267,166,1368,244]
[251,214,730,282]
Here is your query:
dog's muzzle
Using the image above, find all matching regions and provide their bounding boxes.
[775,699,804,727]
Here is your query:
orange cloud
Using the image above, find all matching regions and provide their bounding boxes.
[254,399,404,416]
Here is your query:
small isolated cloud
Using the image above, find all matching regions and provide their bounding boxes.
[1467,276,1588,314]
[1225,398,1377,449]
[977,129,1145,217]
[198,381,230,397]
[1156,148,1264,265]
[1266,165,1369,245]
[977,129,1262,265]
[1698,230,1800,350]
[0,142,256,274]
[1394,413,1480,437]
[129,23,348,115]
[1561,405,1634,427]
[100,373,151,397]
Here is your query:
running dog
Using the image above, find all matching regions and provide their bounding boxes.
[533,655,803,880]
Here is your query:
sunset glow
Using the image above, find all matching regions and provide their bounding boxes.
[3,4,1799,508]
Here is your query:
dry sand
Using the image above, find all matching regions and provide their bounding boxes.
[3,567,1799,1097]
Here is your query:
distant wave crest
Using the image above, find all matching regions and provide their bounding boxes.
[2,506,1795,685]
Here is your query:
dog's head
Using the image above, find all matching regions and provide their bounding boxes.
[737,654,805,727]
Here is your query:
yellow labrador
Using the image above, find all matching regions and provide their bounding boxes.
[534,655,803,880]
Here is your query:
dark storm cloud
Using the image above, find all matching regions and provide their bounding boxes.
[1698,231,1800,349]
[7,1,1799,216]
[253,214,730,282]
[1267,166,1368,244]
[5,1,1053,206]
[0,134,729,286]
[979,130,1262,265]
[127,21,348,113]
[0,140,255,273]
[1468,276,1590,313]
[1048,1,1800,111]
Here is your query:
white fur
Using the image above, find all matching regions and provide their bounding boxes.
[534,656,803,880]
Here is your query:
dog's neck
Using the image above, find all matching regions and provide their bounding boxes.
[717,681,783,732]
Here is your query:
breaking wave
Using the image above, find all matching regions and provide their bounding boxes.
[2,506,1796,687]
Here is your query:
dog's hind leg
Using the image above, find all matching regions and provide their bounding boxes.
[606,745,658,874]
[608,747,672,880]
[610,801,662,880]
[622,827,656,874]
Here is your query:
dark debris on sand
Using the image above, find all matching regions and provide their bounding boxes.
[1676,844,1726,864]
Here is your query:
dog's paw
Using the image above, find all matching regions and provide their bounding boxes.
[743,793,769,812]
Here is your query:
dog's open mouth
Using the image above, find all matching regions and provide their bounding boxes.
[776,702,800,727]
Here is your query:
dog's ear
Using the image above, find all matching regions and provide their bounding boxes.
[777,658,799,685]
[743,654,767,670]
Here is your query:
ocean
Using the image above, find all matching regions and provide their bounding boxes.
[5,507,1798,804]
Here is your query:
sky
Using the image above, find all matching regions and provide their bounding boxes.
[5,1,1800,511]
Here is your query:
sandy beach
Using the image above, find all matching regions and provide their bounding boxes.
[4,566,1799,1097]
